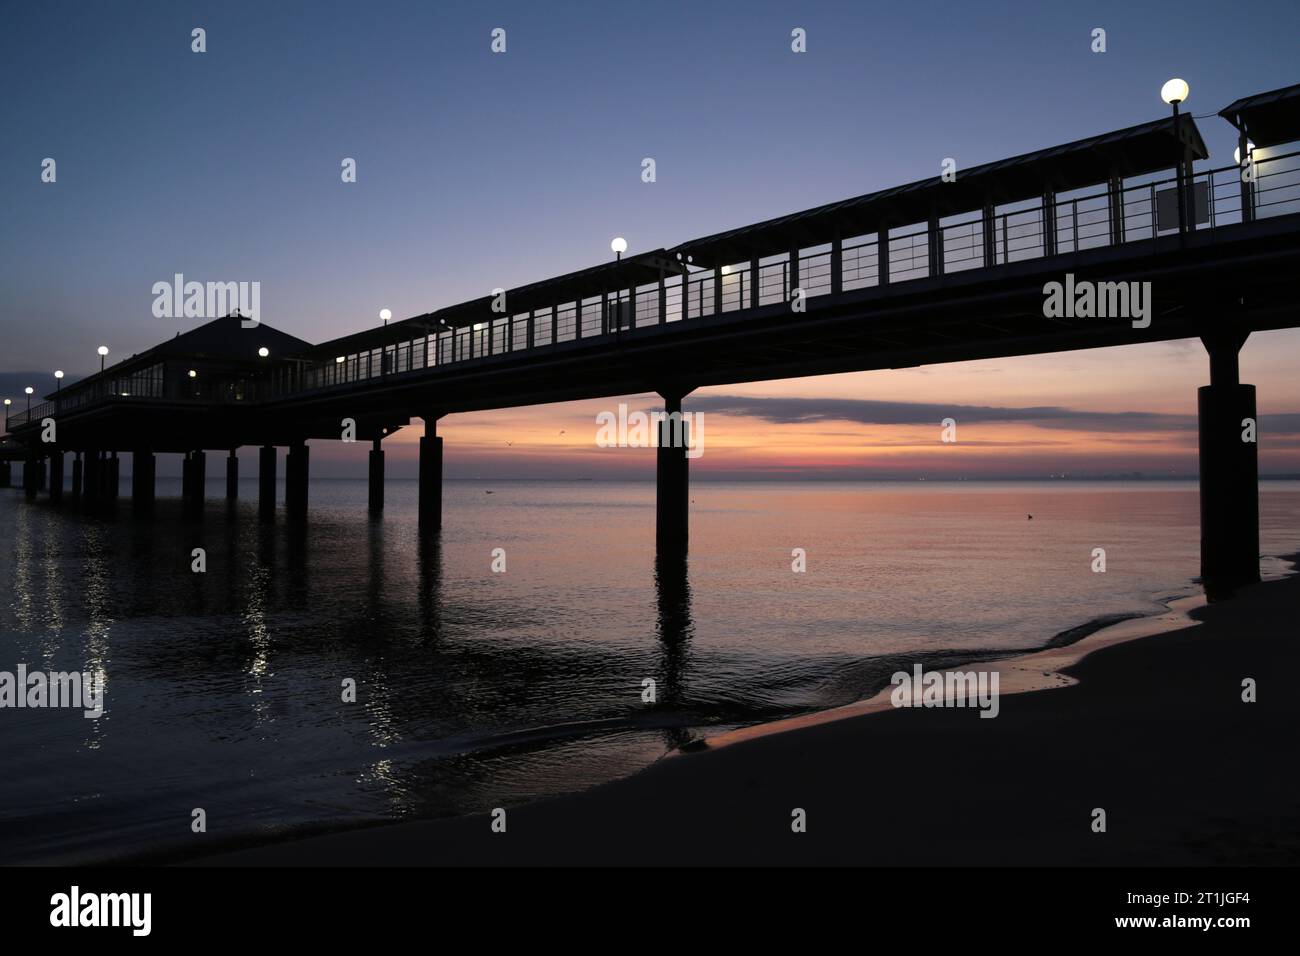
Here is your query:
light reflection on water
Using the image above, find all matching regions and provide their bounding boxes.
[0,477,1297,863]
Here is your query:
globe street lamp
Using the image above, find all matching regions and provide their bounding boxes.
[97,345,109,372]
[1160,77,1189,107]
[610,236,627,261]
[1161,78,1190,233]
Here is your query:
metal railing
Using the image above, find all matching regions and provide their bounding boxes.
[7,151,1300,432]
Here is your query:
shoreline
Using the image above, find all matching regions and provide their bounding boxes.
[694,546,1293,754]
[187,552,1300,866]
[682,593,1207,755]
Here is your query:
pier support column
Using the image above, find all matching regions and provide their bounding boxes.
[71,452,82,501]
[37,456,48,491]
[23,453,38,499]
[418,416,443,532]
[84,451,101,508]
[226,450,239,501]
[258,446,277,521]
[368,437,385,514]
[0,460,10,487]
[656,391,692,555]
[49,451,63,504]
[132,451,155,511]
[285,441,309,522]
[108,452,120,502]
[1198,332,1260,600]
[184,451,205,513]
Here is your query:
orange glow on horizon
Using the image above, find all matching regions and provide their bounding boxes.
[315,332,1300,479]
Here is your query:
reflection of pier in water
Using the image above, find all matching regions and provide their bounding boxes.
[2,496,703,764]
[655,554,695,751]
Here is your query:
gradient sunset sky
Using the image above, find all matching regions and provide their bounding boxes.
[3,0,1299,479]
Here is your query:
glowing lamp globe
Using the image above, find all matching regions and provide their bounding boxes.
[1161,78,1189,105]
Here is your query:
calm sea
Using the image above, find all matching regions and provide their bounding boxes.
[2,478,1298,863]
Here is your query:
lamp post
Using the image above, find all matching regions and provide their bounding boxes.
[435,317,450,365]
[609,238,629,335]
[24,386,34,417]
[97,345,109,372]
[54,370,64,414]
[379,309,392,374]
[1236,139,1256,223]
[1161,78,1190,234]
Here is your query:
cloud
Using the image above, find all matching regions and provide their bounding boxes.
[0,372,85,404]
[686,395,1300,435]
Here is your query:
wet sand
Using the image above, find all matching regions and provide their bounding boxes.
[197,559,1300,866]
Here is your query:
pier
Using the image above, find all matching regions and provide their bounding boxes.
[6,83,1300,599]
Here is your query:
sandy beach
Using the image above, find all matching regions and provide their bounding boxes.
[193,554,1300,867]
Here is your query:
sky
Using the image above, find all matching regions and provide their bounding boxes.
[2,0,1299,479]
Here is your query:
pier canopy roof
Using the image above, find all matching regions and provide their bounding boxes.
[305,250,684,359]
[1219,82,1300,149]
[670,116,1208,269]
[48,315,310,400]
